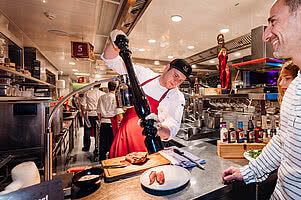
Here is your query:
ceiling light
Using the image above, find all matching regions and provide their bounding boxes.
[138,48,145,52]
[160,42,169,47]
[69,62,75,65]
[148,39,156,43]
[234,52,241,57]
[220,28,230,33]
[171,15,182,22]
[187,46,195,49]
[154,61,160,65]
[72,69,78,72]
[209,60,215,64]
[42,0,48,3]
[191,64,197,68]
[168,56,174,59]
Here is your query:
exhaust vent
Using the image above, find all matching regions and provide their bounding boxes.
[114,0,152,34]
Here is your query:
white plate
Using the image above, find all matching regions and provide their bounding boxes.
[243,152,255,162]
[140,165,191,191]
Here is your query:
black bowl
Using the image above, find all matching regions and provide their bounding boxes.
[72,167,103,188]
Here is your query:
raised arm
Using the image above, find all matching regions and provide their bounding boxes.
[101,30,128,74]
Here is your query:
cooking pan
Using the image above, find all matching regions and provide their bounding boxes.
[72,167,103,188]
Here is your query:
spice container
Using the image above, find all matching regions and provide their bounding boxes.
[0,77,11,85]
[0,85,11,96]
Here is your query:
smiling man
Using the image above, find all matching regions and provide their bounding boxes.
[222,0,301,199]
[101,30,192,158]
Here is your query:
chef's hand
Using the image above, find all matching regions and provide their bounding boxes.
[222,167,243,184]
[137,113,161,129]
[110,29,127,49]
[157,125,170,140]
[103,29,127,59]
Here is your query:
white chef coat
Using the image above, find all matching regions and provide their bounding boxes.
[101,54,185,139]
[81,88,105,117]
[97,92,124,123]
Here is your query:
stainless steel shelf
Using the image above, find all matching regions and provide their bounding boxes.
[198,94,248,99]
[195,93,277,100]
[0,65,55,88]
[0,97,52,102]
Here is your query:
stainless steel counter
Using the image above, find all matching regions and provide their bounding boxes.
[80,141,248,200]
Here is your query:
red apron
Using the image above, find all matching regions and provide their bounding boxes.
[110,116,119,137]
[109,75,169,158]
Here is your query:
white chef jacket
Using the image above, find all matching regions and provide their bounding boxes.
[101,54,185,139]
[81,88,105,117]
[97,92,124,123]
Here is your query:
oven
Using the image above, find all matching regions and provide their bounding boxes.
[0,100,50,188]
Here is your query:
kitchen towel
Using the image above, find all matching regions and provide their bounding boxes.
[159,146,206,168]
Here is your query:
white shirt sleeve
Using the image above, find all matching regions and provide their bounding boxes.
[158,90,185,140]
[240,133,282,184]
[96,97,101,114]
[101,54,127,74]
[81,93,87,109]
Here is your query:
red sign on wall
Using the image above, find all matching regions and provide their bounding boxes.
[71,42,94,59]
[77,76,86,83]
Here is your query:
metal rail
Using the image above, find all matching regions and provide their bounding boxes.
[45,77,119,181]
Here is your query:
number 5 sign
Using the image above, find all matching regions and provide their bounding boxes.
[71,41,94,59]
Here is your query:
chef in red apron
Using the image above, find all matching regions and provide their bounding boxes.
[101,30,192,158]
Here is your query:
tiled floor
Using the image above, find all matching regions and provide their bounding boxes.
[66,127,99,170]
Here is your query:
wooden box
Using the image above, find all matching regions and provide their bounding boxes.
[217,140,266,159]
[204,88,221,95]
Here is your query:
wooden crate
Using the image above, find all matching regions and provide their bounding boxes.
[204,88,221,95]
[217,140,266,159]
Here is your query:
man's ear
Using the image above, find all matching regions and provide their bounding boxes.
[163,64,171,73]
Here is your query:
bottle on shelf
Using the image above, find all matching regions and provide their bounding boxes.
[255,120,264,143]
[194,77,199,95]
[262,115,268,138]
[228,122,236,143]
[220,122,228,143]
[247,120,255,143]
[236,121,245,143]
[270,119,277,138]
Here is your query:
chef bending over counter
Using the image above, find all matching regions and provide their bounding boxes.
[101,30,192,158]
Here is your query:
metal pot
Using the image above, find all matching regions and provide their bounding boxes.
[207,112,221,129]
[193,119,202,128]
[207,116,216,129]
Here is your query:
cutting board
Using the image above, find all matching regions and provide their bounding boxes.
[101,152,170,182]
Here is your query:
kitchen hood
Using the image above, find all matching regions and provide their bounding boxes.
[232,26,286,70]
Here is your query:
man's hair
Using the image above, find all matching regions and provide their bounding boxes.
[284,0,301,13]
[108,81,117,91]
[93,83,101,88]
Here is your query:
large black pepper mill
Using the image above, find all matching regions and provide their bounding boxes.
[114,34,164,154]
